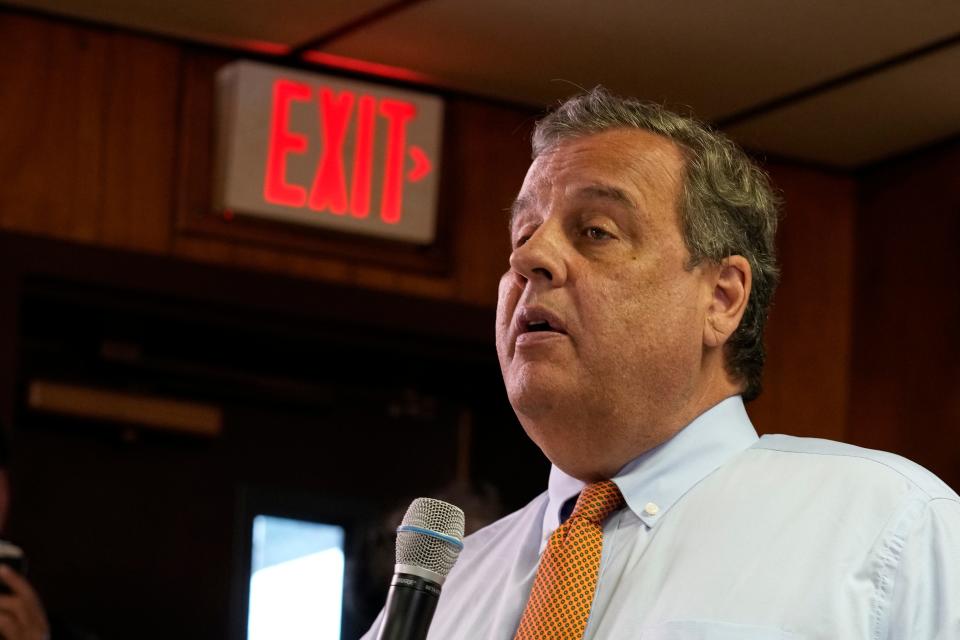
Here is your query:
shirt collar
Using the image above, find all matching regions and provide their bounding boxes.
[543,395,758,539]
[542,464,587,543]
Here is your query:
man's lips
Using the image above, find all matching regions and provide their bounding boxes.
[514,306,568,338]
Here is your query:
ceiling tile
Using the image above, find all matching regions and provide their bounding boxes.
[724,45,960,168]
[5,0,959,168]
[324,0,960,118]
[4,0,394,48]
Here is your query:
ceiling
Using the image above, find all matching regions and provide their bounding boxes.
[4,0,960,169]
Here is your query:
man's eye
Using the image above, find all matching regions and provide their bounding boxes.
[584,226,613,241]
[513,234,531,248]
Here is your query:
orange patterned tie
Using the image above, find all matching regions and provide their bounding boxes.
[514,480,625,639]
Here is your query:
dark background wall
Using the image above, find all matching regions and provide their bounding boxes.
[0,8,957,639]
[848,140,960,491]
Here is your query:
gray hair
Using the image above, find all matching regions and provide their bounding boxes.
[532,87,780,401]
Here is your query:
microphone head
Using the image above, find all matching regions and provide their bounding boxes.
[395,497,465,583]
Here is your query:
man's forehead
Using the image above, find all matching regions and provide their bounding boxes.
[510,129,684,227]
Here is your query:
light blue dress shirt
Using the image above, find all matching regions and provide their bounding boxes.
[362,396,960,639]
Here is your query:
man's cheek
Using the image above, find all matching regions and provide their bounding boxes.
[496,276,519,321]
[494,300,514,361]
[497,270,518,297]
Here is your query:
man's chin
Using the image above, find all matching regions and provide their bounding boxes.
[506,380,565,421]
[505,358,572,401]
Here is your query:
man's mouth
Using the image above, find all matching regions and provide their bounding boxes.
[526,320,555,333]
[515,308,567,337]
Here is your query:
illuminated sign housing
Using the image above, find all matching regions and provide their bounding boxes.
[214,61,444,244]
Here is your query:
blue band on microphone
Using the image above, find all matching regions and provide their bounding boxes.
[397,524,464,550]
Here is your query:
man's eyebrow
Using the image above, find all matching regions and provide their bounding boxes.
[573,184,636,209]
[508,195,532,230]
[508,184,635,231]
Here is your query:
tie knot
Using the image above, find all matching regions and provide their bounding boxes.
[570,480,624,525]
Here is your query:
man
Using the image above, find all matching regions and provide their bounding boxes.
[363,88,960,638]
[0,563,47,640]
[0,433,49,640]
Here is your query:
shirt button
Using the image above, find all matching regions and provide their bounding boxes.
[643,502,660,516]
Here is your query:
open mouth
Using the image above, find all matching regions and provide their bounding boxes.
[516,308,567,337]
[526,320,556,333]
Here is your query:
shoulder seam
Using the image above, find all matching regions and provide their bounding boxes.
[751,444,953,501]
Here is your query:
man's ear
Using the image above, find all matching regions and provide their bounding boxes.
[704,255,751,348]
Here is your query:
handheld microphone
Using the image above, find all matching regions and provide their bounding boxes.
[376,497,465,640]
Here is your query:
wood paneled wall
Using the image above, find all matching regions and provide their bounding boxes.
[748,165,856,441]
[848,139,960,490]
[6,10,956,476]
[0,9,861,441]
[0,11,530,309]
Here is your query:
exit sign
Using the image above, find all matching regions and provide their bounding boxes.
[214,61,444,244]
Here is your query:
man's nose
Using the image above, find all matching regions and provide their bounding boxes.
[508,224,567,287]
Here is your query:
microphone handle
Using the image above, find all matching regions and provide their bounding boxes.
[376,572,441,640]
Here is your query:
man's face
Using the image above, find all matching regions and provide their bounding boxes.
[495,128,714,479]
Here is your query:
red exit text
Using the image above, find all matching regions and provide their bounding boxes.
[263,80,433,225]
